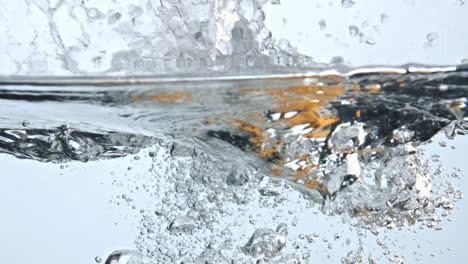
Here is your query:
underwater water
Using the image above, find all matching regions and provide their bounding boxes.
[1,0,468,263]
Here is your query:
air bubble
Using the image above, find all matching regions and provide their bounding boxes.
[243,223,288,258]
[87,8,104,19]
[318,20,327,31]
[348,25,359,37]
[105,250,150,264]
[169,216,197,233]
[108,12,122,24]
[341,0,356,8]
[425,32,439,47]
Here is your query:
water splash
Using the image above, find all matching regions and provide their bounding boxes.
[0,0,316,76]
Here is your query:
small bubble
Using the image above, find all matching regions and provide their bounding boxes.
[108,12,122,24]
[438,84,449,91]
[306,235,316,243]
[365,36,376,45]
[348,25,359,37]
[95,256,102,263]
[105,250,149,264]
[87,8,103,19]
[318,20,327,31]
[169,216,197,233]
[380,13,389,23]
[341,0,356,8]
[425,32,439,47]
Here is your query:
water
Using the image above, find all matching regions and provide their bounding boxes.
[0,66,466,263]
[1,0,468,262]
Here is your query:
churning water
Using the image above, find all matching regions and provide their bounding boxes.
[0,66,467,263]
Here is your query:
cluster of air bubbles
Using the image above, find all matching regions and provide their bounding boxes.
[101,120,465,262]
